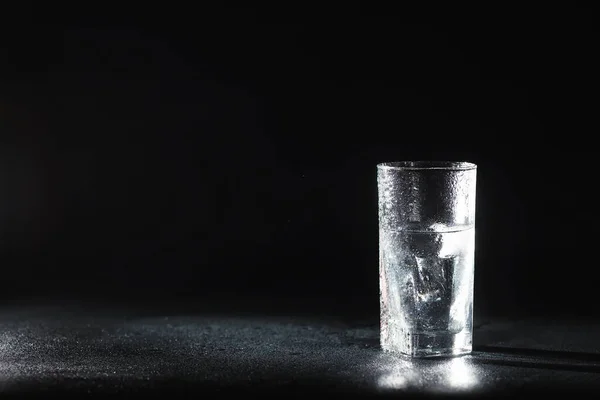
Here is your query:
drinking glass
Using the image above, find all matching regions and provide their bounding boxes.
[378,161,477,357]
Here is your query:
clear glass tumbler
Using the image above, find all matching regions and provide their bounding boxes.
[377,161,477,357]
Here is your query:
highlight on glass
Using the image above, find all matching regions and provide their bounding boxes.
[377,161,477,357]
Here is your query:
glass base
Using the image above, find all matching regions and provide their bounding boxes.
[381,330,472,358]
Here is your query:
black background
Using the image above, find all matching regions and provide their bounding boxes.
[1,5,597,321]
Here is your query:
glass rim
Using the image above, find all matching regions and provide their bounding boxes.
[377,161,477,171]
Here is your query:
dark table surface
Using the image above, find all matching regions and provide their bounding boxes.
[1,296,600,397]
